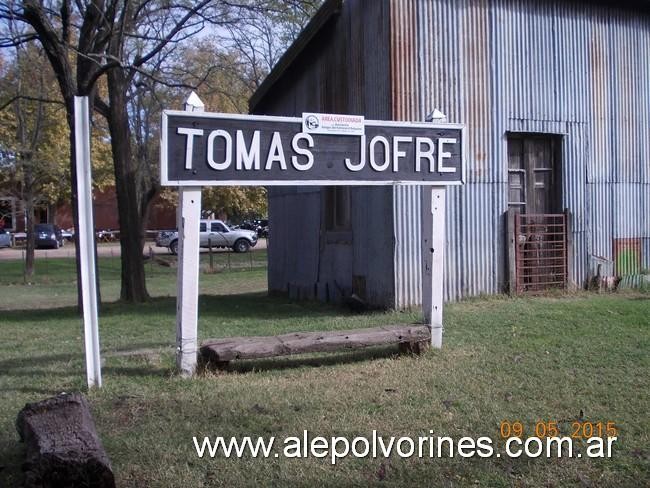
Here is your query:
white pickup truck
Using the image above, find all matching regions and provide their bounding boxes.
[155,219,258,255]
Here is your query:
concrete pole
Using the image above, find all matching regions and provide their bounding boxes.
[421,186,446,348]
[75,96,102,387]
[175,92,204,376]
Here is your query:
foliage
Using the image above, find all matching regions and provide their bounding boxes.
[0,47,67,204]
[0,47,113,205]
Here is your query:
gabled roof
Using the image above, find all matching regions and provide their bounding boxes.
[249,0,343,113]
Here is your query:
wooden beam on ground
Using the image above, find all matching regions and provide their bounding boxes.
[200,324,431,365]
[16,393,115,488]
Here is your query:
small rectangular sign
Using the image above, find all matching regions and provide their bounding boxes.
[161,111,465,186]
[302,112,365,136]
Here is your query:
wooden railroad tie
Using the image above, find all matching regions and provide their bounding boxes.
[200,324,431,369]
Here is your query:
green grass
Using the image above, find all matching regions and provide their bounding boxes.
[0,257,648,487]
[0,250,267,309]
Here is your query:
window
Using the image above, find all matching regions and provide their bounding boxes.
[211,222,227,232]
[324,187,351,232]
[199,222,207,232]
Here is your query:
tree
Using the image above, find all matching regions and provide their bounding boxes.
[0,0,320,303]
[0,44,68,277]
[0,0,220,302]
[0,43,113,277]
[221,0,321,90]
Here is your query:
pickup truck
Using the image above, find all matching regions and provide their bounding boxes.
[156,219,258,255]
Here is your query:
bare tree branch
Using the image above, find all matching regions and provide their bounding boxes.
[131,0,212,69]
[0,95,65,112]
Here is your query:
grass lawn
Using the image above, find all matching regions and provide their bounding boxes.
[0,257,648,487]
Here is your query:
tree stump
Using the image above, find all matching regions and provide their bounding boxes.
[16,393,115,488]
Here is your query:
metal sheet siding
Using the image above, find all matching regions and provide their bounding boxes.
[390,0,650,302]
[589,183,613,262]
[391,0,423,309]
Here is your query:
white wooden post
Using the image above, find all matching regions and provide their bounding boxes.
[421,186,446,348]
[176,92,204,376]
[74,96,102,387]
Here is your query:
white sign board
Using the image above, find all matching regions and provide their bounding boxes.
[302,112,365,136]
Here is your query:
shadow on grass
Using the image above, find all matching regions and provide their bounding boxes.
[0,352,81,372]
[2,385,74,395]
[0,441,25,487]
[202,345,406,375]
[101,365,172,378]
[1,292,355,322]
[2,292,400,381]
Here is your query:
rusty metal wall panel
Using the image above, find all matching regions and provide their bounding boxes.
[443,185,462,301]
[390,0,423,309]
[614,184,646,238]
[406,0,650,301]
[573,231,588,286]
[393,185,422,309]
[562,123,588,233]
[398,0,649,300]
[460,183,501,296]
[610,12,648,184]
[588,183,614,262]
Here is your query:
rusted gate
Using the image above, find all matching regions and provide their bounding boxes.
[514,213,567,293]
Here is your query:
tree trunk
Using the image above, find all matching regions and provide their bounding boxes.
[107,69,150,302]
[16,393,115,488]
[65,103,86,312]
[25,196,35,278]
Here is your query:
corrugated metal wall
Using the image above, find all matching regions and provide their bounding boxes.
[390,0,423,309]
[391,0,650,303]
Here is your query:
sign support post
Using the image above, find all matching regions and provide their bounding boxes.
[175,92,204,376]
[421,186,446,348]
[75,96,102,388]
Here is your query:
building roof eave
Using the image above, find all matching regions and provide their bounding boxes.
[248,0,343,114]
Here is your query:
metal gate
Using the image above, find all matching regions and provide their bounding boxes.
[514,213,567,293]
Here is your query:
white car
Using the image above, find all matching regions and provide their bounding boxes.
[156,220,258,255]
[0,229,11,248]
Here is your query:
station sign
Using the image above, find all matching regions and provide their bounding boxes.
[161,111,465,186]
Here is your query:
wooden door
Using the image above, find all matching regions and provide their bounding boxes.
[508,134,566,292]
[507,134,559,214]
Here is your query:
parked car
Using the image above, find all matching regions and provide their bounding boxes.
[61,228,74,242]
[96,229,118,242]
[239,218,269,238]
[34,223,65,249]
[156,219,258,255]
[0,229,12,248]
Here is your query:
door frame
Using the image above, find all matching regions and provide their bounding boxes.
[506,132,563,215]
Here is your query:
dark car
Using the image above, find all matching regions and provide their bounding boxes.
[35,223,65,249]
[239,218,269,238]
